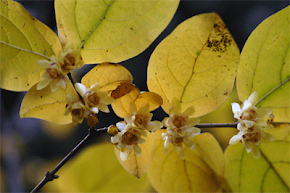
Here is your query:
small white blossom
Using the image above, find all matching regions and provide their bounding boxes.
[75,82,115,114]
[64,94,88,124]
[124,103,163,136]
[230,91,275,158]
[37,56,69,92]
[111,123,145,161]
[162,98,200,159]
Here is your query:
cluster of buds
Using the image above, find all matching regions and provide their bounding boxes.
[110,103,163,161]
[162,98,200,159]
[64,82,115,126]
[229,91,275,158]
[37,42,84,92]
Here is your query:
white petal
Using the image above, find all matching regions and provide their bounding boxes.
[182,106,195,117]
[237,123,248,131]
[148,121,163,131]
[261,132,275,142]
[129,102,137,115]
[75,83,87,96]
[248,91,258,106]
[184,139,195,149]
[111,135,121,143]
[98,104,110,113]
[243,120,255,128]
[251,145,261,158]
[170,98,181,116]
[255,120,267,127]
[116,122,126,131]
[257,108,272,119]
[91,107,99,114]
[89,82,100,91]
[186,118,200,127]
[120,149,131,161]
[242,100,252,111]
[37,60,51,68]
[229,134,242,145]
[50,81,60,92]
[231,103,241,114]
[37,78,51,90]
[134,145,142,157]
[175,146,186,160]
[243,141,253,153]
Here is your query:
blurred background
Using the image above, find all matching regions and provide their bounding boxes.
[1,0,289,192]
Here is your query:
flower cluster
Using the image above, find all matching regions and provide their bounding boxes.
[37,42,84,92]
[229,91,275,158]
[161,98,200,159]
[111,103,163,161]
[64,82,115,125]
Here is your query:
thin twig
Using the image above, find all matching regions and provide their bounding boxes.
[196,122,238,128]
[30,127,107,193]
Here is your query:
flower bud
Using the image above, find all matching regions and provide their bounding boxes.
[108,125,119,136]
[86,114,99,127]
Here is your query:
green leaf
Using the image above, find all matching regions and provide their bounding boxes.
[224,124,290,192]
[147,130,228,192]
[55,0,180,64]
[115,131,155,178]
[48,143,152,192]
[19,82,78,124]
[147,12,240,117]
[236,6,290,122]
[0,0,62,91]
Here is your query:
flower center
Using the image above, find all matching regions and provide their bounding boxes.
[240,109,257,120]
[47,68,64,79]
[134,114,148,127]
[173,115,186,128]
[122,131,138,145]
[88,93,100,106]
[243,132,261,143]
[72,108,83,117]
[172,137,184,146]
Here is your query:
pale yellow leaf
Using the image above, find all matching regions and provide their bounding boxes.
[115,131,155,178]
[135,92,163,112]
[20,82,78,124]
[237,6,290,122]
[55,0,180,64]
[147,12,240,117]
[225,124,290,192]
[47,143,152,192]
[0,0,62,91]
[147,130,227,192]
[81,62,133,91]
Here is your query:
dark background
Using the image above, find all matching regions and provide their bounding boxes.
[1,0,289,192]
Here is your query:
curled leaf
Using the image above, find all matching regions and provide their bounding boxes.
[55,0,180,64]
[0,0,62,91]
[114,131,155,178]
[237,6,290,122]
[20,82,78,124]
[147,12,240,117]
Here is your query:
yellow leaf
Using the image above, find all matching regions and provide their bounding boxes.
[55,0,180,64]
[111,86,140,118]
[237,6,290,122]
[224,124,290,192]
[0,0,62,91]
[199,86,239,149]
[147,130,226,192]
[147,12,240,117]
[48,143,152,192]
[114,131,155,178]
[81,62,133,92]
[19,82,78,124]
[135,92,163,112]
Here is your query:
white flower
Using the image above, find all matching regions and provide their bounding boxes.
[231,91,272,131]
[230,91,275,158]
[64,94,88,124]
[37,56,69,92]
[229,125,275,158]
[75,82,115,114]
[111,123,145,161]
[58,42,84,73]
[161,98,200,159]
[124,103,163,136]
